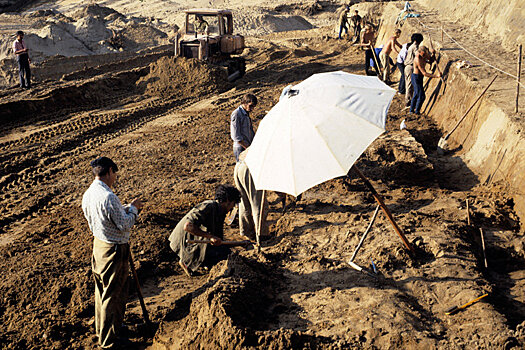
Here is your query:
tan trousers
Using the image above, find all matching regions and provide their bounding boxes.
[379,50,391,82]
[92,238,130,349]
[233,161,269,240]
[404,64,414,105]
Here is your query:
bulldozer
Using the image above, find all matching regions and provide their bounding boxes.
[174,9,246,81]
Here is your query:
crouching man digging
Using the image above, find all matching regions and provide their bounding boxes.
[169,184,241,277]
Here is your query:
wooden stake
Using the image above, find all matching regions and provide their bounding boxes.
[516,44,522,113]
[466,198,470,225]
[352,166,415,254]
[480,228,488,268]
[128,248,151,325]
[441,26,444,42]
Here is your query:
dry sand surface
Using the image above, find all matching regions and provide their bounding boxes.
[0,0,524,349]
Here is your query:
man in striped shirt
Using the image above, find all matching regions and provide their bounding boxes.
[82,157,143,349]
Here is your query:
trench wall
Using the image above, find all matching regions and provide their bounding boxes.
[418,0,525,53]
[354,2,525,230]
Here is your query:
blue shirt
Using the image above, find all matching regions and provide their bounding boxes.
[230,105,254,147]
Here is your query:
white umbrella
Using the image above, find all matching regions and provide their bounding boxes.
[245,71,396,197]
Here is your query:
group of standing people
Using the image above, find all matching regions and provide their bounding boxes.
[82,93,268,348]
[338,6,362,42]
[396,33,441,115]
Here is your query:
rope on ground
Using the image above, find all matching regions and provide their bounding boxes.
[410,11,525,89]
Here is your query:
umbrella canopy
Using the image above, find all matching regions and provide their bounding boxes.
[245,71,396,196]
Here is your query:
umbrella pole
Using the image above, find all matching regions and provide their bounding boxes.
[256,190,266,253]
[352,166,415,254]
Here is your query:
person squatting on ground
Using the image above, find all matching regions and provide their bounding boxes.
[379,28,402,84]
[169,184,241,277]
[356,24,376,76]
[338,6,349,39]
[403,33,424,106]
[82,157,143,349]
[230,93,257,162]
[410,46,440,115]
[233,149,269,241]
[13,30,31,89]
[350,10,362,43]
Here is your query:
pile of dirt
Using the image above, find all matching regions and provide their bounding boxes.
[0,4,170,63]
[138,56,231,98]
[153,254,341,349]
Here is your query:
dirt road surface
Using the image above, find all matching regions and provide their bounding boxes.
[1,1,524,349]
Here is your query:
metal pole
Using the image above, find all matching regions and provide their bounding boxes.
[352,166,415,253]
[350,205,380,262]
[256,190,266,253]
[516,44,522,113]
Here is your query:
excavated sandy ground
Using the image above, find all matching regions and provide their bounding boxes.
[0,1,524,349]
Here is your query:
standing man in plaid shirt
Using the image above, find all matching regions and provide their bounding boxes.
[82,157,143,349]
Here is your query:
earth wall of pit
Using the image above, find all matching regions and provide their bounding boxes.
[363,2,525,230]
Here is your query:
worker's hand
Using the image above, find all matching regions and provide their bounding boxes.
[210,236,222,246]
[131,198,144,211]
[436,72,442,78]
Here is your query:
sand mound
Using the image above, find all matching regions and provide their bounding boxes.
[138,56,230,98]
[153,255,338,349]
[236,13,314,36]
[0,4,169,63]
[69,4,119,20]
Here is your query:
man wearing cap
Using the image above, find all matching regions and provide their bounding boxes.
[82,157,143,349]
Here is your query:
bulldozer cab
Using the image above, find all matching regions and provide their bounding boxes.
[184,9,234,37]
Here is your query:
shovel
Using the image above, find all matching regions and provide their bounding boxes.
[186,239,252,247]
[445,293,488,315]
[437,76,497,155]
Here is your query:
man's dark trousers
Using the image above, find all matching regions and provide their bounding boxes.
[17,54,31,88]
[397,62,406,94]
[410,73,425,114]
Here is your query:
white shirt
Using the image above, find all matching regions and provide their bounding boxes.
[397,43,409,64]
[82,179,138,244]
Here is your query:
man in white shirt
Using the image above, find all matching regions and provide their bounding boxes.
[82,157,143,349]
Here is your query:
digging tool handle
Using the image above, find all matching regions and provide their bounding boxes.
[186,239,252,246]
[444,75,497,140]
[428,35,445,85]
[128,248,151,325]
[352,166,415,253]
[368,43,383,78]
[445,293,488,315]
[350,205,380,262]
